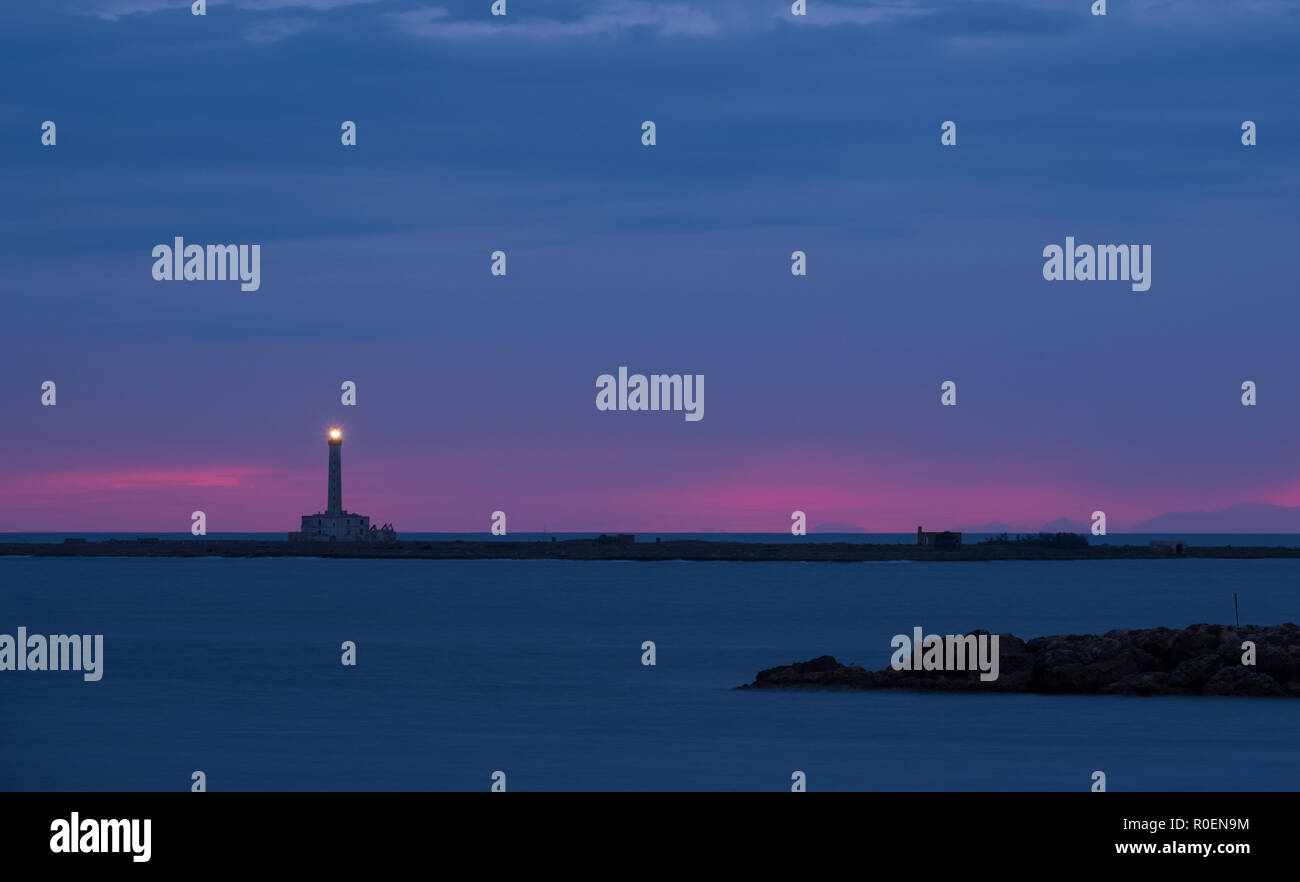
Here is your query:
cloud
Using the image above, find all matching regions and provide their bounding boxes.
[389,1,723,40]
[387,0,942,42]
[780,1,930,26]
[243,15,316,41]
[85,0,379,21]
[86,0,179,20]
[236,0,380,8]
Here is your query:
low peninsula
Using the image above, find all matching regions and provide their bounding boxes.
[2,535,1300,562]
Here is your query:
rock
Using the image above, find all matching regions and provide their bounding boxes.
[749,655,875,689]
[1253,643,1297,682]
[1102,672,1190,696]
[990,632,1034,690]
[1202,667,1282,697]
[1134,626,1180,660]
[741,623,1300,698]
[1167,654,1224,691]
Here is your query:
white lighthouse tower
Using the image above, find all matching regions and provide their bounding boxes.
[288,428,395,542]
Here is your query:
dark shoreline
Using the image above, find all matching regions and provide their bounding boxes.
[3,537,1300,562]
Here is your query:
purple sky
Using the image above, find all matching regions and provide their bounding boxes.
[2,0,1299,532]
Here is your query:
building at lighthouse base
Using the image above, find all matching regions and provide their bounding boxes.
[289,512,395,543]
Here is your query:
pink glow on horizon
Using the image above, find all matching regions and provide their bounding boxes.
[0,449,1287,532]
[1262,482,1300,507]
[5,466,276,494]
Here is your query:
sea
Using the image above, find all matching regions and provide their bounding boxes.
[1,534,1298,791]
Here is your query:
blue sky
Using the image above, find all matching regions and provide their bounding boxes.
[2,0,1299,531]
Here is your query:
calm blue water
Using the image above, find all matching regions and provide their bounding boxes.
[1,557,1297,791]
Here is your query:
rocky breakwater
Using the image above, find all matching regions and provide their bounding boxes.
[740,623,1300,697]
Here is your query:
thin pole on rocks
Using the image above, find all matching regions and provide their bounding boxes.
[1234,592,1240,628]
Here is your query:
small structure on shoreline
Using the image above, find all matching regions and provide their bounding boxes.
[917,525,962,549]
[288,428,396,543]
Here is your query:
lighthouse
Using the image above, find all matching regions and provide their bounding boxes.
[288,428,396,543]
[327,427,343,514]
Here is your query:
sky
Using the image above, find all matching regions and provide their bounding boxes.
[2,0,1299,532]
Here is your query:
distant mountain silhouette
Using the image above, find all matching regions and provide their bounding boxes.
[953,521,1030,533]
[1039,517,1091,533]
[1130,503,1300,533]
[962,504,1300,535]
[811,522,867,533]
